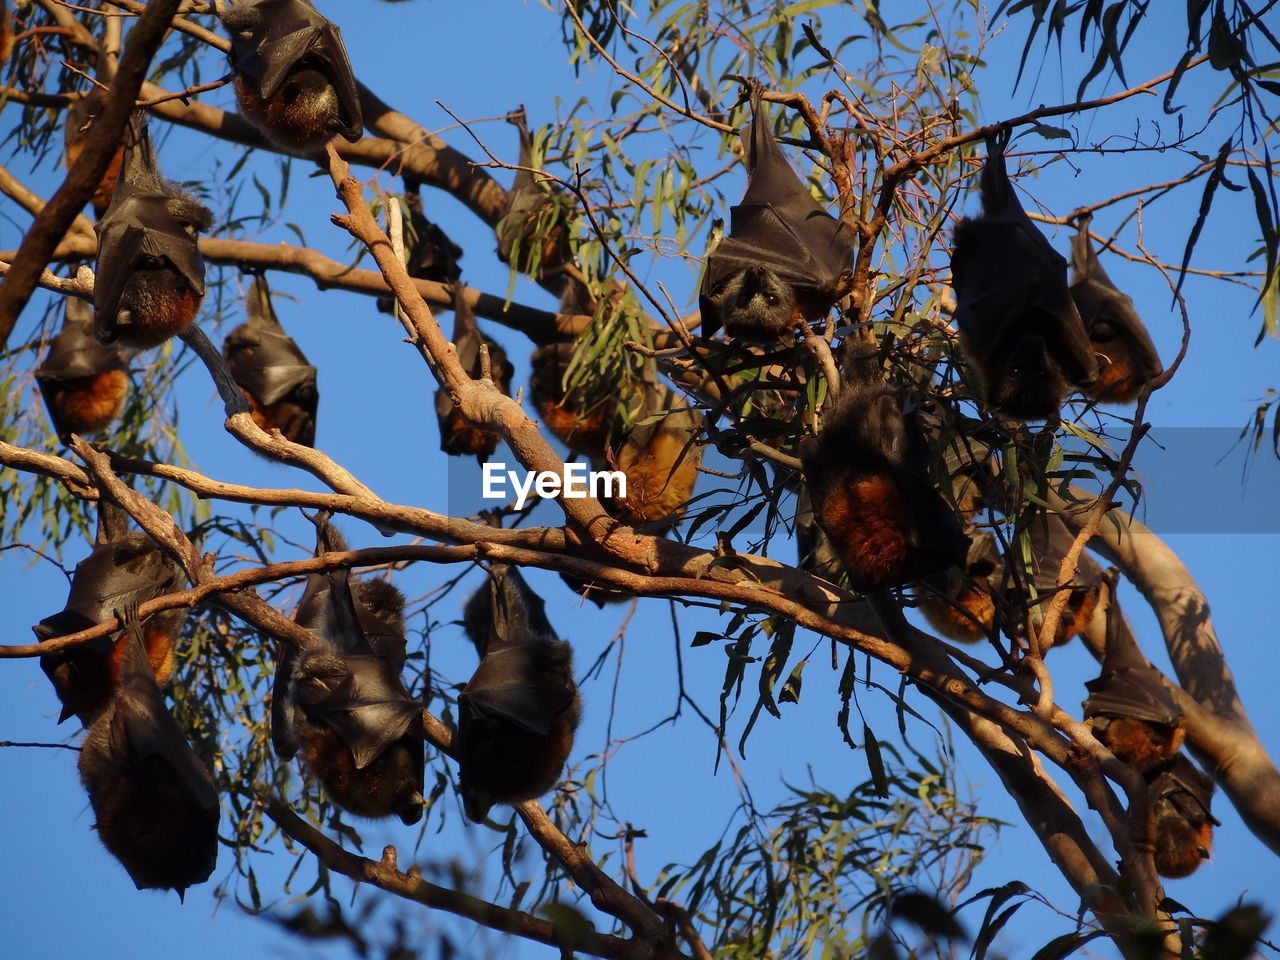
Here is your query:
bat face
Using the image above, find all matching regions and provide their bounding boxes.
[604,385,702,527]
[458,565,580,822]
[951,133,1098,420]
[434,291,513,461]
[802,381,969,593]
[529,342,616,458]
[76,610,219,896]
[222,0,363,154]
[34,532,182,727]
[94,114,212,348]
[1149,756,1217,879]
[223,274,318,446]
[1070,220,1162,404]
[699,79,854,340]
[36,296,129,439]
[272,515,424,823]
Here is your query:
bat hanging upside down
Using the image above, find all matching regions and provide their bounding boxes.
[36,294,129,441]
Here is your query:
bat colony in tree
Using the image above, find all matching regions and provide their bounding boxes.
[26,0,1193,903]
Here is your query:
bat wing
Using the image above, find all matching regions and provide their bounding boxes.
[224,324,318,406]
[1155,757,1219,825]
[37,305,125,381]
[460,647,576,738]
[63,537,178,624]
[1083,669,1181,725]
[292,652,420,769]
[488,565,558,650]
[1069,226,1161,378]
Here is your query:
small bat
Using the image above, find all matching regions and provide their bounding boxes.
[699,78,854,340]
[919,531,1001,643]
[94,112,213,348]
[951,131,1098,420]
[1070,215,1162,404]
[434,283,514,462]
[458,565,580,823]
[377,180,462,314]
[495,106,571,284]
[64,89,124,218]
[528,341,616,459]
[223,273,319,446]
[1148,755,1218,879]
[801,373,970,593]
[34,526,183,727]
[604,383,702,527]
[1083,588,1184,771]
[77,603,219,897]
[36,294,128,440]
[221,0,363,155]
[272,514,424,824]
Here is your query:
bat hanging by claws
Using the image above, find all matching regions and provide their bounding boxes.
[1147,755,1219,879]
[1070,215,1163,404]
[94,112,213,349]
[1083,582,1184,771]
[64,88,124,219]
[800,368,970,594]
[271,513,424,824]
[459,565,580,823]
[950,130,1098,420]
[223,273,319,446]
[699,77,854,342]
[220,0,363,155]
[36,294,129,441]
[434,282,514,462]
[34,512,185,728]
[76,602,220,898]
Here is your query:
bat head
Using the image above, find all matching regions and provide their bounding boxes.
[702,264,800,340]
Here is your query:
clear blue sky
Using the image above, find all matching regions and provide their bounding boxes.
[1,2,1276,957]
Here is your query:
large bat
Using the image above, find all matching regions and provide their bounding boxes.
[94,112,212,348]
[271,514,424,824]
[434,283,513,462]
[801,373,969,593]
[34,526,183,727]
[223,273,319,446]
[221,0,363,155]
[458,565,580,823]
[1070,215,1162,404]
[76,603,219,897]
[603,382,703,528]
[64,89,124,218]
[1083,588,1184,771]
[528,341,617,459]
[1149,755,1218,879]
[36,295,128,440]
[951,131,1098,420]
[699,78,854,341]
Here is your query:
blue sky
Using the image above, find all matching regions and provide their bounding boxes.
[1,2,1277,958]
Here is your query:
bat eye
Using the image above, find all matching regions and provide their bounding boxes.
[766,294,779,306]
[1090,320,1118,343]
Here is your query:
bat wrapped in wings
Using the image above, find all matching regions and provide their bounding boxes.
[434,283,514,461]
[94,112,213,348]
[223,273,319,446]
[77,603,219,897]
[603,381,703,528]
[1083,587,1184,771]
[459,565,580,823]
[1149,755,1219,878]
[699,78,854,341]
[34,517,184,728]
[1070,215,1162,403]
[950,131,1098,420]
[801,369,969,594]
[220,0,363,154]
[36,294,128,440]
[271,514,424,824]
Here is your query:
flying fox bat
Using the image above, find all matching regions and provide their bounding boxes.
[36,295,128,440]
[1148,755,1218,879]
[221,0,363,155]
[951,131,1098,420]
[1070,216,1162,404]
[94,112,212,348]
[377,181,462,314]
[434,284,514,462]
[495,106,571,283]
[699,78,854,341]
[223,274,319,446]
[1084,590,1184,771]
[919,531,1001,643]
[801,374,969,593]
[64,89,124,218]
[76,604,219,896]
[528,341,616,459]
[458,565,580,823]
[271,515,423,824]
[604,384,702,527]
[34,527,183,727]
